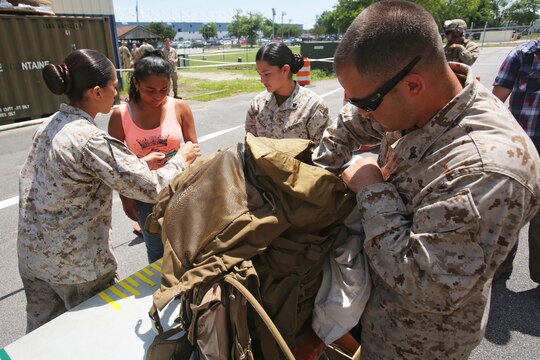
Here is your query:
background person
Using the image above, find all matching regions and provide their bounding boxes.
[118,40,132,90]
[246,42,331,144]
[18,49,200,332]
[492,38,540,284]
[443,18,479,65]
[119,40,132,70]
[162,37,180,98]
[131,42,141,66]
[331,1,539,358]
[109,50,198,263]
[138,38,155,57]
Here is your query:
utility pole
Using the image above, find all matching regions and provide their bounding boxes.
[281,11,286,41]
[136,0,139,24]
[272,8,276,39]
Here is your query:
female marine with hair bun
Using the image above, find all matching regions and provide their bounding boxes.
[18,49,200,332]
[246,42,331,144]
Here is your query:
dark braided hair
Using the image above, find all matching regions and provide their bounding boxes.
[129,50,171,102]
[256,42,304,76]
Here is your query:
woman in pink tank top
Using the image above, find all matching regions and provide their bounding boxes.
[109,51,198,263]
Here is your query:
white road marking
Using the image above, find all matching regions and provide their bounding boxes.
[197,125,244,143]
[320,87,343,98]
[0,196,19,210]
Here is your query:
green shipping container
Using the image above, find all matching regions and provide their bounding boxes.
[0,15,116,124]
[300,41,340,74]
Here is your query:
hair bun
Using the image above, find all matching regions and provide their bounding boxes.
[141,49,165,60]
[42,63,72,95]
[291,53,304,74]
[59,63,73,93]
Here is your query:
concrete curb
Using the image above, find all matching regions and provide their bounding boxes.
[0,118,44,132]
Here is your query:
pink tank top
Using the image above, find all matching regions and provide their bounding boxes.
[120,97,183,159]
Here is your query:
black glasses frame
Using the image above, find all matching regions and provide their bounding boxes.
[347,55,422,112]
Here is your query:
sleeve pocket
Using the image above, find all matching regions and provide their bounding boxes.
[412,189,485,277]
[414,189,480,234]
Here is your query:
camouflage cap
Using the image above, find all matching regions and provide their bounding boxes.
[444,19,467,33]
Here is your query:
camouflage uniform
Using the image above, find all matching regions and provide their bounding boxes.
[246,82,331,144]
[444,39,479,65]
[314,64,540,358]
[138,42,155,57]
[119,43,132,69]
[131,44,140,65]
[18,104,187,331]
[162,45,179,97]
[313,102,385,174]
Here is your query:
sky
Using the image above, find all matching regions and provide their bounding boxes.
[112,0,338,29]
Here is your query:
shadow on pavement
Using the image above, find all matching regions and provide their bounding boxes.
[484,279,540,345]
[128,235,144,246]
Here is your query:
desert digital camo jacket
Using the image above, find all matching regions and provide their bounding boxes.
[18,104,187,285]
[313,102,385,174]
[444,38,479,65]
[315,64,540,359]
[245,82,331,144]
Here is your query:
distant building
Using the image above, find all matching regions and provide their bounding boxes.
[117,25,160,47]
[116,21,303,41]
[116,21,229,41]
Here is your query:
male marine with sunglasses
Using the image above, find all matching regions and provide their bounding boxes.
[314,1,540,358]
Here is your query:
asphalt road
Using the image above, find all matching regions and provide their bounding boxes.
[0,46,538,358]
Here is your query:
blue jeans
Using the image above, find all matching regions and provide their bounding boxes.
[135,200,163,263]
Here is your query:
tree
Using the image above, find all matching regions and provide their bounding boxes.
[227,13,243,41]
[228,12,265,46]
[262,18,274,38]
[332,0,371,33]
[283,24,302,38]
[200,22,218,40]
[242,13,265,46]
[144,22,175,40]
[469,0,499,28]
[315,10,338,35]
[504,0,540,25]
[312,0,512,35]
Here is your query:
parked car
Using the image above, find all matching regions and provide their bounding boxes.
[222,39,232,46]
[289,38,302,45]
[206,39,222,46]
[191,40,206,48]
[178,41,191,49]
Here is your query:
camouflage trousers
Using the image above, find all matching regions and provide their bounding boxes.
[20,270,117,333]
[169,69,178,96]
[496,211,540,283]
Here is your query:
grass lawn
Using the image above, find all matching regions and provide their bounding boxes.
[178,77,264,101]
[179,46,301,70]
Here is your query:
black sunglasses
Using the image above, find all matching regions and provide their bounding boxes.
[347,56,422,112]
